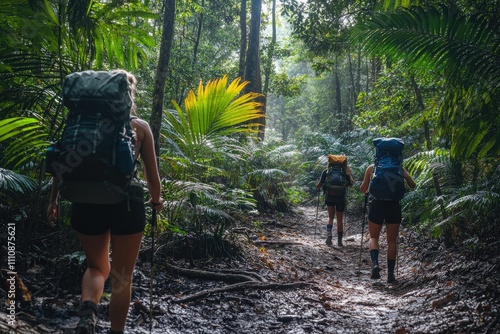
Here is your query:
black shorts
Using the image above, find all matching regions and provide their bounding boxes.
[71,199,146,235]
[368,199,401,225]
[325,194,346,212]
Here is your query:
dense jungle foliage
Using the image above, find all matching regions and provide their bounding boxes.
[0,0,499,259]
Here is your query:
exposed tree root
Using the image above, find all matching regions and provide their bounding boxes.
[173,281,312,304]
[253,240,303,246]
[165,262,264,283]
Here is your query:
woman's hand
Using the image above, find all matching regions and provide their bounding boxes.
[148,198,163,211]
[47,202,58,226]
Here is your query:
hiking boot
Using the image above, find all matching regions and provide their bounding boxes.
[75,300,98,334]
[387,273,396,283]
[338,240,343,247]
[370,265,381,279]
[326,235,333,246]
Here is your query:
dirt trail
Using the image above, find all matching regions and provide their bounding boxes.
[237,205,415,333]
[3,205,499,333]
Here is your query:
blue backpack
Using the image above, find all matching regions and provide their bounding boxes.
[369,138,405,201]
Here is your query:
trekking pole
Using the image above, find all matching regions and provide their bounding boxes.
[396,230,400,277]
[149,208,157,334]
[314,189,320,239]
[357,194,368,277]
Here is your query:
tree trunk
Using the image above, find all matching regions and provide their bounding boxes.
[333,55,342,134]
[262,0,276,97]
[192,0,204,68]
[244,0,265,140]
[150,0,176,156]
[238,0,247,79]
[356,46,362,96]
[411,75,448,223]
[347,47,356,132]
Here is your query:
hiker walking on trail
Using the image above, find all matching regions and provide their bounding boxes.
[47,70,163,334]
[316,154,355,247]
[359,138,416,283]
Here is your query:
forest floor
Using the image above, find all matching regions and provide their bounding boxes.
[1,204,500,333]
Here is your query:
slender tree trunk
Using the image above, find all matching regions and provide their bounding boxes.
[411,75,448,222]
[238,0,247,79]
[348,47,355,98]
[333,55,342,134]
[192,0,204,68]
[244,0,265,140]
[356,46,361,96]
[347,47,356,132]
[263,0,276,96]
[365,57,370,92]
[150,0,175,155]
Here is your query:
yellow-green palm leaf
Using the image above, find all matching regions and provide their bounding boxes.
[166,75,263,150]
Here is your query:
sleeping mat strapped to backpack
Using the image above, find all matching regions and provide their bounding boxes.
[45,70,136,204]
[369,137,405,201]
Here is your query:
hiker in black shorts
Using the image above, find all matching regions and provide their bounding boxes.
[316,155,355,247]
[47,70,163,334]
[360,164,416,283]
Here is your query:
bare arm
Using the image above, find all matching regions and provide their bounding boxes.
[47,177,59,225]
[403,168,416,189]
[359,164,374,194]
[133,118,163,211]
[316,169,325,190]
[346,165,355,186]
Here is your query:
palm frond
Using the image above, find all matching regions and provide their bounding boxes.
[446,191,499,212]
[0,168,37,195]
[353,6,499,88]
[375,0,416,11]
[246,168,289,178]
[352,6,500,159]
[167,75,264,149]
[195,205,235,223]
[0,117,47,169]
[404,148,450,176]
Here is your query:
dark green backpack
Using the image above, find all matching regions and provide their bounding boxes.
[46,70,136,204]
[323,156,349,195]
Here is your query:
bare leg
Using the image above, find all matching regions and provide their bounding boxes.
[336,210,344,245]
[326,205,335,246]
[108,232,144,332]
[327,205,335,225]
[79,232,111,304]
[386,223,400,282]
[368,221,382,251]
[336,210,344,233]
[386,224,400,260]
[368,221,382,279]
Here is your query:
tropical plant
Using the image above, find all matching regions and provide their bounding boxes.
[0,0,157,215]
[0,0,156,127]
[244,137,302,212]
[402,146,500,246]
[351,5,500,160]
[164,75,263,160]
[0,118,45,198]
[156,75,264,252]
